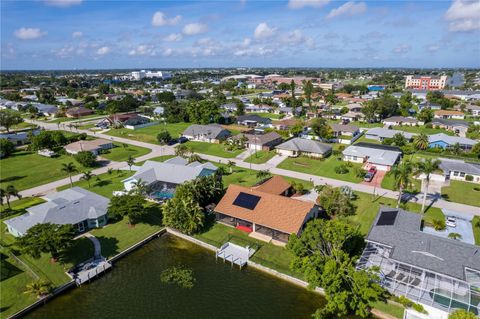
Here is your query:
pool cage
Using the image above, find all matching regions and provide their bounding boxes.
[357,241,480,315]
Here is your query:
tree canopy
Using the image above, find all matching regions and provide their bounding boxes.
[18,223,75,259]
[316,185,356,217]
[107,194,146,225]
[0,109,23,132]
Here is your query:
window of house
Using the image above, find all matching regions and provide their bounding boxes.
[460,172,465,177]
[453,171,459,176]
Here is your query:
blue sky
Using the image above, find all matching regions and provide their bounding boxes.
[1,0,479,69]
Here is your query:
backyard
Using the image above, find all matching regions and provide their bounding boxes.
[0,151,87,191]
[247,112,284,120]
[441,180,480,207]
[277,155,364,183]
[99,143,151,162]
[106,122,190,144]
[185,141,244,158]
[392,125,453,135]
[244,150,276,164]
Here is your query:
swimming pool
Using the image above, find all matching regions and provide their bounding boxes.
[150,190,175,200]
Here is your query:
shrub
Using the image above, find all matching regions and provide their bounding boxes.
[354,167,367,178]
[432,219,446,231]
[0,138,15,158]
[334,165,349,174]
[465,175,473,181]
[425,123,433,129]
[74,151,97,167]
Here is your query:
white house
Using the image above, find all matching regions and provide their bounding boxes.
[342,143,402,171]
[182,124,231,143]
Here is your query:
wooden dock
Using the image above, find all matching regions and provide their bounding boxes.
[216,242,254,269]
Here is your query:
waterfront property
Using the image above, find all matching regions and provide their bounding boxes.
[342,143,402,171]
[275,137,332,158]
[4,187,109,236]
[181,124,231,143]
[123,156,217,199]
[64,139,113,155]
[357,208,480,316]
[214,184,318,244]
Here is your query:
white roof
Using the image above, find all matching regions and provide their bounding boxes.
[343,145,401,166]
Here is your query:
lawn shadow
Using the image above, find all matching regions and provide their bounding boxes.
[94,180,112,187]
[59,237,95,266]
[0,253,23,281]
[95,236,120,258]
[0,176,27,184]
[139,205,163,226]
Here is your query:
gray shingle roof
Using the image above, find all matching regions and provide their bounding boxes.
[430,118,470,128]
[366,207,480,281]
[4,187,108,236]
[182,124,230,139]
[275,137,332,155]
[124,160,218,186]
[439,158,480,176]
[330,123,359,134]
[343,144,401,166]
[365,127,416,139]
[236,115,272,124]
[428,133,476,146]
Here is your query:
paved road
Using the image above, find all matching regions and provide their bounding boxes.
[24,119,480,215]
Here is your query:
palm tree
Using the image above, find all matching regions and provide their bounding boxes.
[413,133,429,150]
[61,162,78,187]
[451,143,462,156]
[126,155,135,171]
[188,154,202,164]
[80,171,94,188]
[227,160,235,174]
[24,280,52,298]
[432,219,445,231]
[107,168,114,175]
[130,179,147,196]
[174,144,189,157]
[391,160,413,208]
[416,158,440,213]
[1,185,22,209]
[448,232,462,240]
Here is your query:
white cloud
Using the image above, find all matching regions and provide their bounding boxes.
[152,11,182,26]
[254,22,277,39]
[163,48,174,57]
[280,29,315,48]
[326,1,367,19]
[128,44,156,56]
[288,0,330,9]
[445,0,480,32]
[14,28,47,40]
[43,0,82,7]
[96,46,110,56]
[183,23,208,35]
[72,31,83,38]
[163,33,183,42]
[426,44,441,53]
[393,44,410,55]
[241,38,251,47]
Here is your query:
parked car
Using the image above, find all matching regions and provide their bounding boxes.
[178,136,188,144]
[364,172,374,182]
[167,139,178,146]
[446,216,456,228]
[368,166,377,174]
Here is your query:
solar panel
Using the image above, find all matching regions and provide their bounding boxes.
[376,210,398,226]
[233,192,261,210]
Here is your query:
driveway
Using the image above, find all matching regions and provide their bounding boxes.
[423,218,475,245]
[361,170,386,188]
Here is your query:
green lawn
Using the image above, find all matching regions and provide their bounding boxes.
[99,143,151,162]
[441,181,480,207]
[90,204,163,258]
[392,125,453,135]
[194,223,302,279]
[57,170,134,198]
[353,121,383,129]
[247,112,283,120]
[277,155,364,183]
[0,151,87,191]
[144,155,176,163]
[381,171,421,193]
[46,114,104,124]
[354,135,382,144]
[185,141,244,158]
[372,301,404,319]
[346,191,444,235]
[472,216,480,245]
[244,151,276,164]
[106,122,190,144]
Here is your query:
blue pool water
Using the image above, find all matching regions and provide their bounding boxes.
[151,190,175,200]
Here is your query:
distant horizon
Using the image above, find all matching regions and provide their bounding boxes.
[2,0,480,69]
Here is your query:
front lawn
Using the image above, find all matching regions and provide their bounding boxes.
[381,171,421,193]
[90,204,163,258]
[186,141,244,158]
[57,170,134,198]
[99,143,151,162]
[392,125,453,135]
[244,151,276,164]
[0,151,87,191]
[346,191,444,235]
[106,122,190,144]
[441,180,480,207]
[277,155,363,183]
[247,112,283,120]
[353,135,382,144]
[472,216,480,245]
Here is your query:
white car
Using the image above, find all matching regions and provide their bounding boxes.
[446,216,456,228]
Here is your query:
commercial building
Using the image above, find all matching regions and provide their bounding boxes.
[405,75,448,90]
[131,70,172,81]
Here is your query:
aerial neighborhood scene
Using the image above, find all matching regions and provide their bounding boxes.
[1,0,480,319]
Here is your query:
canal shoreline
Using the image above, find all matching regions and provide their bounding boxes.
[8,227,399,319]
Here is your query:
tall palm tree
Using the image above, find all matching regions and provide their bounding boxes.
[24,280,52,298]
[80,171,94,188]
[391,161,413,208]
[126,155,135,171]
[1,185,22,209]
[256,169,271,182]
[130,179,147,196]
[61,162,78,188]
[413,133,429,150]
[0,188,5,207]
[416,158,440,213]
[188,154,202,164]
[227,160,235,174]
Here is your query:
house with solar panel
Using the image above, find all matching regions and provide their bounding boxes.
[122,156,218,200]
[357,207,480,316]
[214,178,318,245]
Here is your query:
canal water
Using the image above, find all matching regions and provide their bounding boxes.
[26,234,325,319]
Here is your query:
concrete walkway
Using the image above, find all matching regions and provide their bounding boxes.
[84,233,102,259]
[24,119,480,216]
